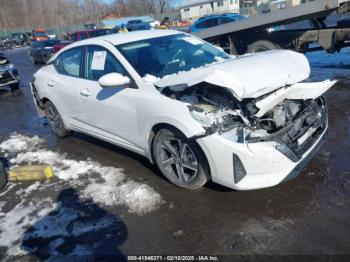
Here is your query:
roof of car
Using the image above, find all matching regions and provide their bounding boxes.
[52,30,184,58]
[196,13,243,21]
[79,30,182,46]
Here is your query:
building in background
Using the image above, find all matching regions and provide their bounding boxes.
[269,0,302,12]
[180,0,240,21]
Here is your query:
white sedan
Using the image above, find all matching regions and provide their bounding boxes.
[31,30,335,190]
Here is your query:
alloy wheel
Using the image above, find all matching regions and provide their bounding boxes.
[159,138,199,183]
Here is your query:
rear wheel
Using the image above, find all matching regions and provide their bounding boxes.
[45,100,69,138]
[248,40,281,53]
[152,127,209,190]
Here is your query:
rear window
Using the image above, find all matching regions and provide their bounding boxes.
[55,47,83,77]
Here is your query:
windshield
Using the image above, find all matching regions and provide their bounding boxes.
[116,34,230,79]
[34,31,46,37]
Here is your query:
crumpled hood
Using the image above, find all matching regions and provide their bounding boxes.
[155,50,310,100]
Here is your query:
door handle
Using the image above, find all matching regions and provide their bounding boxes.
[80,88,90,97]
[47,81,55,87]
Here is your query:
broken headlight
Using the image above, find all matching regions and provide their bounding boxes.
[188,105,246,142]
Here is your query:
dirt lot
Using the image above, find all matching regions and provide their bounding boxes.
[0,47,349,260]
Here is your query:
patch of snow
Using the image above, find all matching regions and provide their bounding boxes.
[0,133,44,154]
[215,56,227,62]
[15,181,42,197]
[0,198,55,249]
[143,74,161,83]
[84,179,163,215]
[2,134,163,215]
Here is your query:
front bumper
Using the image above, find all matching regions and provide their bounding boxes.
[196,113,328,191]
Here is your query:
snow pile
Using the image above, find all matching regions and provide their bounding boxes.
[1,133,163,215]
[143,74,161,83]
[84,179,162,215]
[0,133,44,154]
[0,195,127,257]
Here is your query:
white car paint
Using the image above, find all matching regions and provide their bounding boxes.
[32,30,335,190]
[154,50,311,100]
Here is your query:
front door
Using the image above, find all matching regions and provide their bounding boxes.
[78,45,139,148]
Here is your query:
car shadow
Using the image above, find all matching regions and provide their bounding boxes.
[72,132,237,192]
[21,188,128,260]
[73,132,160,174]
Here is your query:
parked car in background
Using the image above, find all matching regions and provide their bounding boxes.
[90,28,119,38]
[46,30,57,39]
[52,41,72,54]
[0,53,19,90]
[31,28,49,41]
[53,28,119,54]
[190,13,246,33]
[9,33,27,46]
[31,30,334,191]
[72,28,119,42]
[149,20,160,28]
[0,36,13,50]
[84,23,97,30]
[29,39,61,64]
[126,20,151,31]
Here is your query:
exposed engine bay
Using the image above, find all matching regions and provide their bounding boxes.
[158,82,327,162]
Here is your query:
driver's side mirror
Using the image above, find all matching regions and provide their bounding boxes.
[98,73,130,88]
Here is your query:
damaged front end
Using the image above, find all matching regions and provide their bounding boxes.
[156,79,334,163]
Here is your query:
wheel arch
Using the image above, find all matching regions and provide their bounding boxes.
[147,123,212,180]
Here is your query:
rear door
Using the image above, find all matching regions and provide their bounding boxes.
[47,47,85,127]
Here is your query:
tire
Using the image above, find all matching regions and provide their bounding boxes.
[44,100,69,138]
[152,127,209,190]
[9,82,19,90]
[248,40,281,53]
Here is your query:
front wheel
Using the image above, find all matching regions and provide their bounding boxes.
[152,128,209,190]
[45,101,69,138]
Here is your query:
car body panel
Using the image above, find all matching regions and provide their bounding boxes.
[255,80,336,117]
[155,50,310,100]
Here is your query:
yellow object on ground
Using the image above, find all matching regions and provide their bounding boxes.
[8,165,54,182]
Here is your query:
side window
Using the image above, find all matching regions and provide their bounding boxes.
[195,21,206,29]
[85,46,128,81]
[204,18,219,28]
[79,33,89,40]
[220,17,234,25]
[56,48,83,77]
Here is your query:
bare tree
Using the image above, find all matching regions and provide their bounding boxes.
[0,0,178,31]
